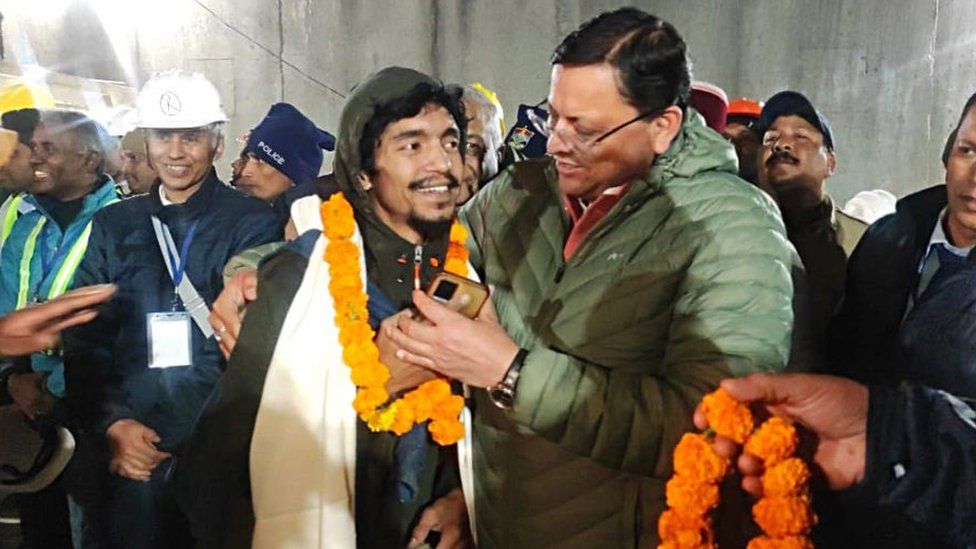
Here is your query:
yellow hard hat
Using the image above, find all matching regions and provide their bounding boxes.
[0,81,56,115]
[470,82,505,135]
[0,129,17,169]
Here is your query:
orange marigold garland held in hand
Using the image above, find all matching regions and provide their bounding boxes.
[658,388,817,548]
[321,192,468,446]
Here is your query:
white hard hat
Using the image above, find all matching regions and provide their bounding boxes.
[842,189,897,224]
[135,70,228,129]
[103,105,138,138]
[0,405,75,503]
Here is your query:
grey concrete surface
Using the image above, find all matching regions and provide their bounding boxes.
[0,0,971,202]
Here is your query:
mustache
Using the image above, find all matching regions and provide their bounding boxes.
[766,150,798,166]
[408,174,460,191]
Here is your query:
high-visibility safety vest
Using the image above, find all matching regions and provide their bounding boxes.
[0,193,34,254]
[14,197,120,309]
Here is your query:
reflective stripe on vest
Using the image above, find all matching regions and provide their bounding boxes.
[0,194,24,244]
[15,197,119,309]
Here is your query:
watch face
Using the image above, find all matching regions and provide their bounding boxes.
[489,386,514,409]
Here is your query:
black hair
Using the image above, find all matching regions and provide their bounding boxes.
[359,82,466,176]
[727,114,761,134]
[551,7,691,114]
[1,108,40,145]
[943,92,976,167]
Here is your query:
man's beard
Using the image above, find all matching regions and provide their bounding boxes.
[405,173,460,240]
[408,215,453,241]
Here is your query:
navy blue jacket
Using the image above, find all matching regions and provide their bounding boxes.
[856,383,976,548]
[825,184,969,547]
[830,184,976,398]
[63,172,282,451]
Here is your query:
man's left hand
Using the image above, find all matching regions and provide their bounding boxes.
[388,290,518,388]
[407,488,474,549]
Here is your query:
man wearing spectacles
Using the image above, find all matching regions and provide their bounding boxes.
[386,8,798,547]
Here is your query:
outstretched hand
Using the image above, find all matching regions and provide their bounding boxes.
[694,373,868,496]
[0,284,116,358]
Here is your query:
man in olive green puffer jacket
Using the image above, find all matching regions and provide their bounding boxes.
[387,8,798,548]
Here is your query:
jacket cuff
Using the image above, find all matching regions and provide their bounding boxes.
[96,405,135,437]
[846,385,905,503]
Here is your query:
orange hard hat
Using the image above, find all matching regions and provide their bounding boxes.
[728,97,763,118]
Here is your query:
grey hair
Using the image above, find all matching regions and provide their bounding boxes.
[461,85,504,181]
[143,122,225,154]
[204,122,225,151]
[39,109,109,176]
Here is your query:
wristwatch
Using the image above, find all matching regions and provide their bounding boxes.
[488,348,528,409]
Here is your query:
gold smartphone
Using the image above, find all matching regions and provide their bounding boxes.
[426,271,489,319]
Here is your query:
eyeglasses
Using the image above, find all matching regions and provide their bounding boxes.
[527,99,662,152]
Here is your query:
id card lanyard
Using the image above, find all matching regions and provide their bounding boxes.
[160,219,199,310]
[150,216,214,339]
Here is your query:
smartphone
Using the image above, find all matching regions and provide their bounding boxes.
[426,271,489,319]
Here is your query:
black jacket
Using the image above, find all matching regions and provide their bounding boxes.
[824,184,973,547]
[830,184,976,397]
[176,213,460,548]
[855,383,976,548]
[63,172,282,450]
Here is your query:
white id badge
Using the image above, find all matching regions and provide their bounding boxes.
[147,312,193,368]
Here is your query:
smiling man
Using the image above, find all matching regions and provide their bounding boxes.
[0,109,119,549]
[0,107,47,254]
[387,8,797,547]
[177,67,472,549]
[62,70,281,548]
[0,110,119,406]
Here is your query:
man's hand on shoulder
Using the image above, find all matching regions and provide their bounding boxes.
[211,268,258,360]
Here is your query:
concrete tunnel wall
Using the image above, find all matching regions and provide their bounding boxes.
[1,0,972,203]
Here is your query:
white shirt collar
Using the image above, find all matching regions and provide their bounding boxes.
[158,185,173,206]
[928,206,972,257]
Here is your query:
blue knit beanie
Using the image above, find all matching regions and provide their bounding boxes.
[245,103,336,185]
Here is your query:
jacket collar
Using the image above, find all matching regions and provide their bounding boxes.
[148,168,220,218]
[896,184,949,257]
[783,195,836,233]
[25,175,120,221]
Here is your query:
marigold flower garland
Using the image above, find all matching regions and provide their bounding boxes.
[658,388,816,549]
[321,192,467,445]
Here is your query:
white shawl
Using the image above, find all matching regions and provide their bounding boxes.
[249,196,476,548]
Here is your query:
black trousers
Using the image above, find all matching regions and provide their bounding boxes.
[105,459,193,549]
[16,480,71,549]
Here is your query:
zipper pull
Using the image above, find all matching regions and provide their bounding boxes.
[413,245,423,291]
[554,264,565,283]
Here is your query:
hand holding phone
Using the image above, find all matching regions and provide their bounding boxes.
[425,272,489,319]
